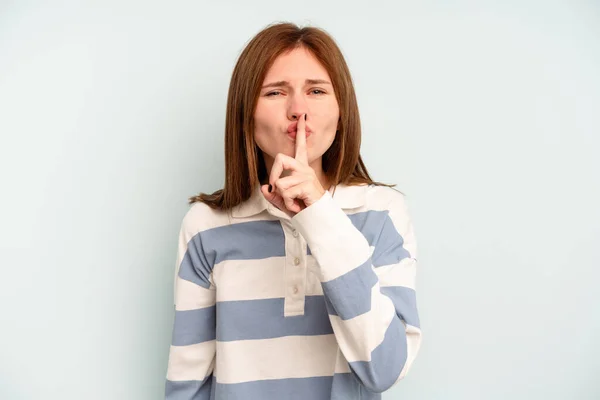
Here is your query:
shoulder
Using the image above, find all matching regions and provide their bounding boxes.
[179,201,230,237]
[364,184,409,212]
[363,185,415,232]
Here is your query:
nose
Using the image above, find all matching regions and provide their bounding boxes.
[287,91,308,121]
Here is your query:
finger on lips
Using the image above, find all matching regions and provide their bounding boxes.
[269,113,309,188]
[263,113,314,215]
[294,113,308,164]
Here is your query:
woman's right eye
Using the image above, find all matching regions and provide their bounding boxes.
[266,91,282,96]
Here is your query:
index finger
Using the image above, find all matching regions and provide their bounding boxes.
[294,113,308,165]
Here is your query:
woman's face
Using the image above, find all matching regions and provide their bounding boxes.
[254,47,340,171]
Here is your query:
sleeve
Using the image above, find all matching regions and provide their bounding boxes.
[164,207,217,400]
[291,189,422,394]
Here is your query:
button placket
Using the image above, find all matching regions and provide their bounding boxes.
[282,222,307,317]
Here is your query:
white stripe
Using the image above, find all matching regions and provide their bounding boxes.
[174,277,216,311]
[167,341,216,381]
[212,256,324,301]
[375,257,417,289]
[215,334,339,384]
[397,324,422,381]
[293,192,372,283]
[333,349,352,374]
[315,230,371,282]
[329,284,396,362]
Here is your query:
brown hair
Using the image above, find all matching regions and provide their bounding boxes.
[189,22,396,208]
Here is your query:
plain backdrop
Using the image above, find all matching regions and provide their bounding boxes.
[1,1,599,399]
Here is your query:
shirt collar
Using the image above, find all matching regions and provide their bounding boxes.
[230,182,368,218]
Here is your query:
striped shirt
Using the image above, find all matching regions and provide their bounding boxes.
[164,182,422,400]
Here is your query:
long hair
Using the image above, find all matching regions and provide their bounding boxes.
[189,22,395,208]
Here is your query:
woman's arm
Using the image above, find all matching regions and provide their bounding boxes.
[165,208,216,400]
[291,188,422,394]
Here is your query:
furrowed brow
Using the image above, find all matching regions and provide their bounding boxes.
[261,79,332,89]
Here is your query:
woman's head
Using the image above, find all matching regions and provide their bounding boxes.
[254,46,340,182]
[190,22,391,208]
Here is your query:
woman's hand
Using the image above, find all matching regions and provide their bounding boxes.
[261,113,326,216]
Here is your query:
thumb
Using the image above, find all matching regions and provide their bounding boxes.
[261,184,283,208]
[261,184,295,217]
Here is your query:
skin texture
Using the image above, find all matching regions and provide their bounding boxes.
[254,47,340,216]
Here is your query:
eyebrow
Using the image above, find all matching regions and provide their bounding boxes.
[261,79,332,89]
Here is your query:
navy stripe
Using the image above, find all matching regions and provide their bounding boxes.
[348,210,387,245]
[324,284,420,329]
[321,259,378,320]
[202,220,285,264]
[322,266,419,326]
[349,316,407,393]
[165,375,212,400]
[213,374,344,400]
[179,210,409,289]
[165,368,385,399]
[178,220,285,288]
[346,210,411,265]
[171,306,216,346]
[381,286,420,328]
[210,373,380,400]
[370,211,411,266]
[307,210,411,266]
[216,295,333,341]
[178,234,214,289]
[330,372,381,400]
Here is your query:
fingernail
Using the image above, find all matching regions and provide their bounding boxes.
[268,184,272,193]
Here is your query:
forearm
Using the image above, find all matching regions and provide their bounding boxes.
[291,191,420,392]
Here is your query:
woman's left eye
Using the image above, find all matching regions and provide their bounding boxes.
[265,89,325,97]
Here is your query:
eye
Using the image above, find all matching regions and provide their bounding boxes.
[310,89,326,95]
[265,91,282,97]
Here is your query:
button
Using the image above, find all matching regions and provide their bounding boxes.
[292,229,299,238]
[292,285,299,294]
[294,257,300,266]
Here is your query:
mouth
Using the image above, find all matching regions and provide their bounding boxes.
[287,121,312,139]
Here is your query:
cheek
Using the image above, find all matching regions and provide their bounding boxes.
[254,101,279,128]
[254,104,290,156]
[253,127,273,156]
[254,108,269,132]
[313,100,339,126]
[253,106,273,145]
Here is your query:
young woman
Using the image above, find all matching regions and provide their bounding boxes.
[165,22,422,400]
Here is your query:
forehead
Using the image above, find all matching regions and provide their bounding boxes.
[263,47,331,81]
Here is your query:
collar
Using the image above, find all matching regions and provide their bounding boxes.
[230,182,368,218]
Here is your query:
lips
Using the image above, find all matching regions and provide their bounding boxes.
[287,121,312,138]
